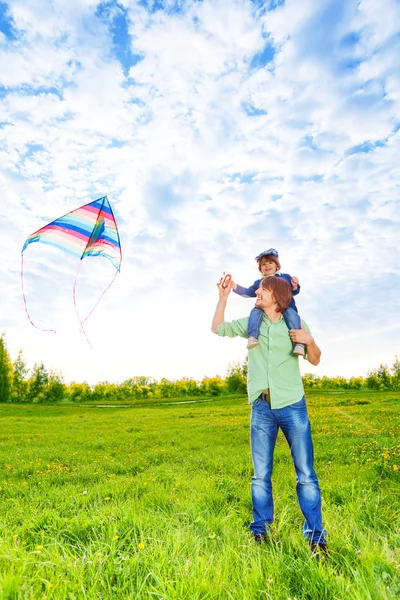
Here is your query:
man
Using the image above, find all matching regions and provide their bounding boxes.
[211,275,327,557]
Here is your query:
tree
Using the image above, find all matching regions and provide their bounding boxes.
[200,376,226,396]
[67,382,92,403]
[390,356,400,391]
[348,377,365,390]
[225,361,247,394]
[42,371,66,402]
[28,362,49,403]
[12,350,29,402]
[159,378,175,398]
[175,377,200,397]
[0,334,13,403]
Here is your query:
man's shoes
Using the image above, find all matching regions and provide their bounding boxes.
[247,336,260,349]
[293,343,306,356]
[309,541,329,561]
[253,533,267,545]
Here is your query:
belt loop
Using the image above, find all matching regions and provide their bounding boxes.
[259,391,271,405]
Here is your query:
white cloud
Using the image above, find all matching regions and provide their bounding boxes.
[0,0,398,385]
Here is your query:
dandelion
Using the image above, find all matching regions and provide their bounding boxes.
[35,545,43,551]
[393,465,398,471]
[138,543,145,550]
[12,534,18,540]
[113,535,119,541]
[104,497,111,501]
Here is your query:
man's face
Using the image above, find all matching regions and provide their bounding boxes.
[259,257,278,277]
[255,284,275,309]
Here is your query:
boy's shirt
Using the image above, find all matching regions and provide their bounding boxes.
[233,272,300,312]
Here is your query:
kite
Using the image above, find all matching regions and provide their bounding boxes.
[21,196,122,346]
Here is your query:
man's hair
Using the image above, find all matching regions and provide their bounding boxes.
[261,276,292,313]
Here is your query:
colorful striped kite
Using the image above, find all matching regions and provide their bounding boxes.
[21,196,122,345]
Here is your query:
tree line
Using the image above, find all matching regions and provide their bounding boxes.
[0,334,399,403]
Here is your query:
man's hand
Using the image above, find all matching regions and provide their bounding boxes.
[289,323,313,345]
[211,282,232,333]
[289,324,321,365]
[217,280,232,300]
[291,276,299,291]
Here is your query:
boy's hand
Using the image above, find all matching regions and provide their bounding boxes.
[291,276,299,291]
[230,278,237,290]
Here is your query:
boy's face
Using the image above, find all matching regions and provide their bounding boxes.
[259,257,278,277]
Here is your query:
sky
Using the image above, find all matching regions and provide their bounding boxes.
[1,0,399,385]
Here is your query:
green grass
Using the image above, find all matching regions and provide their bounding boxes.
[0,391,399,599]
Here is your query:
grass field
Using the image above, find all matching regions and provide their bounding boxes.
[0,390,399,599]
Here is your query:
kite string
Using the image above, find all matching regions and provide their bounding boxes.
[20,252,56,334]
[73,260,120,347]
[82,270,119,325]
[73,260,93,349]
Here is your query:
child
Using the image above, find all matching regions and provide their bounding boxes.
[231,248,305,355]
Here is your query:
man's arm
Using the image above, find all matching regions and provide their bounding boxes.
[211,282,232,333]
[289,324,321,366]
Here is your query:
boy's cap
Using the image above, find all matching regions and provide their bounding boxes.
[255,248,279,262]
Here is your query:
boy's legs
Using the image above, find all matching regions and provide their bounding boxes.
[283,307,305,356]
[282,307,301,330]
[248,307,263,349]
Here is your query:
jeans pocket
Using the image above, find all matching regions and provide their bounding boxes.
[291,396,306,409]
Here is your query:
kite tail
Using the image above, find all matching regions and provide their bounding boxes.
[21,252,56,335]
[73,260,93,349]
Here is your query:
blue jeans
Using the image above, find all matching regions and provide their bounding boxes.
[250,396,326,544]
[248,306,301,339]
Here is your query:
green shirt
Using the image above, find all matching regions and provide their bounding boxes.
[217,314,310,408]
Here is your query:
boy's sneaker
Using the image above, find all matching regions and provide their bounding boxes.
[293,343,306,356]
[247,336,260,349]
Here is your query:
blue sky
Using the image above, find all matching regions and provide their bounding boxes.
[0,0,399,384]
